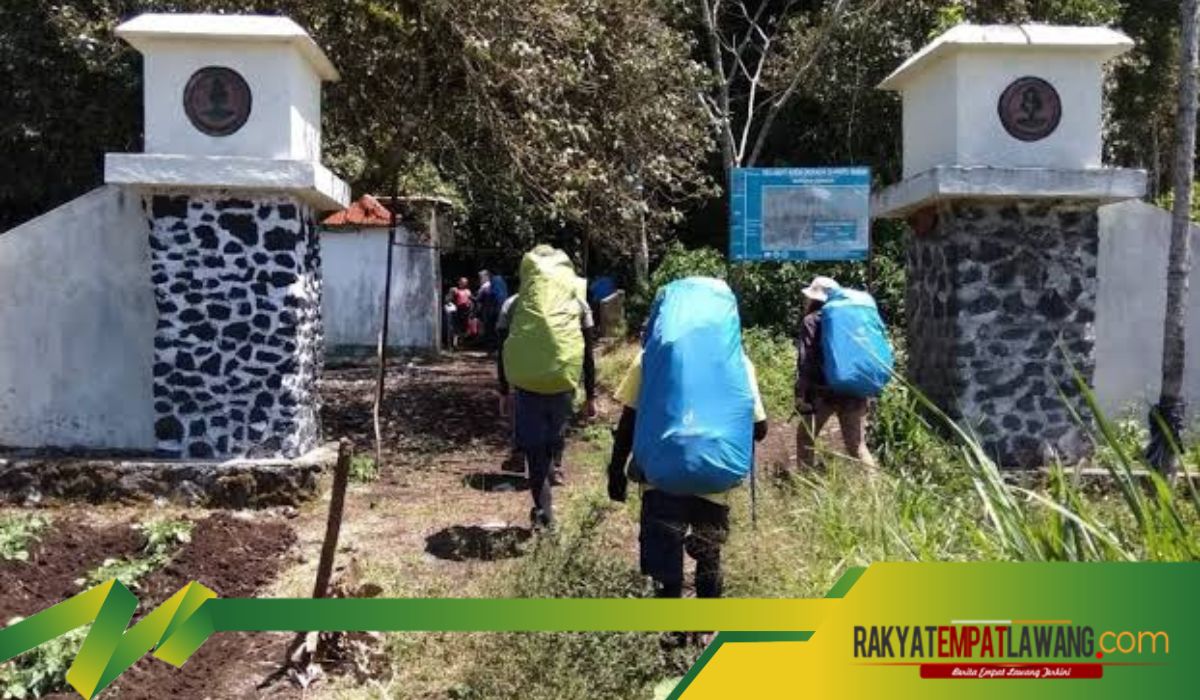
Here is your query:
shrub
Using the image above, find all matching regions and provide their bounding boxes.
[626,242,726,327]
[0,513,49,562]
[630,221,908,340]
[741,327,797,421]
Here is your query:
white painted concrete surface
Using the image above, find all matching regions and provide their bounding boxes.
[0,186,157,450]
[105,153,350,210]
[1094,200,1200,419]
[872,166,1146,218]
[880,24,1133,178]
[117,13,337,162]
[320,227,440,351]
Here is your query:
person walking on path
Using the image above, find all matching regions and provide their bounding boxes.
[476,269,503,351]
[794,276,877,471]
[498,245,597,529]
[445,277,474,350]
[606,277,768,599]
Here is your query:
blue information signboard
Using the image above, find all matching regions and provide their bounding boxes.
[730,167,871,262]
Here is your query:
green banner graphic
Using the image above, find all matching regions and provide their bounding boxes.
[4,563,1196,699]
[0,578,835,699]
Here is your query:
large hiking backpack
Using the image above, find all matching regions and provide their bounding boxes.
[820,288,894,397]
[633,277,755,495]
[491,275,509,305]
[502,245,585,394]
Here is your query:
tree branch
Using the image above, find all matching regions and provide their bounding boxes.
[698,0,736,170]
[746,0,850,166]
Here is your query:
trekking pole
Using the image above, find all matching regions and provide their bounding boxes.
[750,443,758,530]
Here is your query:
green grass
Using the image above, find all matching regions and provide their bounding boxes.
[595,341,641,394]
[446,492,694,700]
[0,513,49,562]
[350,455,380,483]
[338,344,1200,699]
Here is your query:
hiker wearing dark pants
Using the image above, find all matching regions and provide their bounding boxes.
[497,292,596,491]
[513,390,574,528]
[607,350,767,598]
[496,246,597,529]
[638,490,729,598]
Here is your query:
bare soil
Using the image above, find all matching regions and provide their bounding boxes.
[0,520,143,622]
[100,513,296,700]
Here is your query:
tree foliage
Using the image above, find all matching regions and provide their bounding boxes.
[1,0,1192,276]
[1,0,713,271]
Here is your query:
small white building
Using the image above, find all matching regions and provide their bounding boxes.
[320,195,452,354]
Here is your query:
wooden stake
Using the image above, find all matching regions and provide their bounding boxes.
[373,189,398,470]
[312,439,352,599]
[266,440,353,687]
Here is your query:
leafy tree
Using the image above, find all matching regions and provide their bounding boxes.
[2,0,714,282]
[1147,0,1199,475]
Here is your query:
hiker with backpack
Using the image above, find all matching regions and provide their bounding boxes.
[606,277,768,599]
[498,245,597,529]
[794,276,893,472]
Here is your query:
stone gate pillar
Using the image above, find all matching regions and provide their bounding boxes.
[104,14,349,459]
[872,25,1146,467]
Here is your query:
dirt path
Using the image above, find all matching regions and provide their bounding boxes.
[215,351,602,698]
[315,351,548,592]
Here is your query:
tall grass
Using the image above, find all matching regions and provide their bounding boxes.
[449,493,695,700]
[370,345,1200,700]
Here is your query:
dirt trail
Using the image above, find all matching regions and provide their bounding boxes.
[317,352,547,589]
[214,351,579,697]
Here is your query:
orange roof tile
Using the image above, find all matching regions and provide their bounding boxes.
[321,195,394,227]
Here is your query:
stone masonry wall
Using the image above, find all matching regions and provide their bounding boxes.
[906,200,1100,467]
[146,193,323,459]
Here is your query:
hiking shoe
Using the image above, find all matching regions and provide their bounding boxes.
[530,507,554,531]
[551,468,566,486]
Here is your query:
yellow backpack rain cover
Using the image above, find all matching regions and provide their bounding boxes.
[503,245,585,394]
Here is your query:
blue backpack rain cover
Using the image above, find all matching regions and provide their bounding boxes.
[821,288,894,397]
[633,277,755,495]
[491,275,509,304]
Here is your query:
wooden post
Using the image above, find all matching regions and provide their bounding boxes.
[373,188,398,470]
[312,439,352,599]
[271,439,352,678]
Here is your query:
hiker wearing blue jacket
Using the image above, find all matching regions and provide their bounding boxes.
[605,279,768,599]
[794,276,877,471]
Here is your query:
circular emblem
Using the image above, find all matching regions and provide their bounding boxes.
[997,76,1062,142]
[183,67,252,137]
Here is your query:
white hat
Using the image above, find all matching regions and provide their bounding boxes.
[801,276,840,302]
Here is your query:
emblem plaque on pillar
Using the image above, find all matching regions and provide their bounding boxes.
[997,76,1062,142]
[183,66,253,137]
[871,24,1147,467]
[102,14,350,459]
